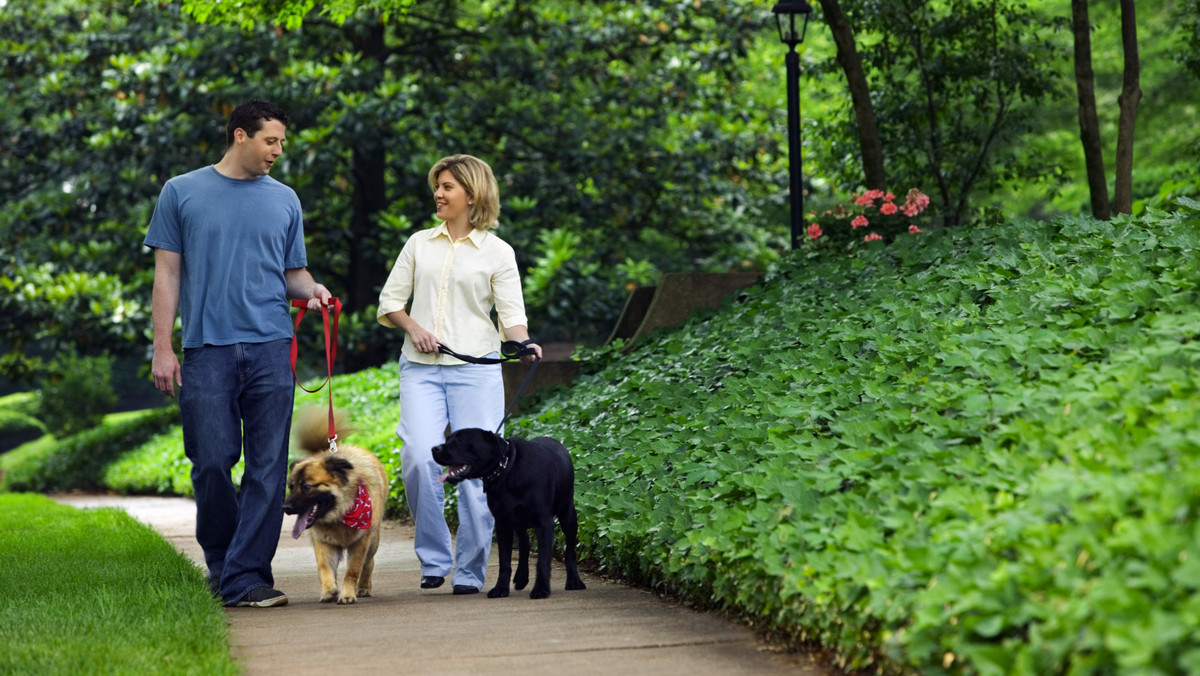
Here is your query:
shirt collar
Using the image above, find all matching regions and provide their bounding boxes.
[429,222,488,248]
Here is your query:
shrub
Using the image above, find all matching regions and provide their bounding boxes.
[0,407,178,493]
[0,409,47,454]
[37,353,118,437]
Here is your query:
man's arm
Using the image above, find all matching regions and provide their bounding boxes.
[151,248,183,397]
[284,267,333,310]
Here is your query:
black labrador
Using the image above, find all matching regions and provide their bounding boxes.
[432,428,587,599]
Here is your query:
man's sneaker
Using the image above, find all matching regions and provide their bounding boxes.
[231,587,288,608]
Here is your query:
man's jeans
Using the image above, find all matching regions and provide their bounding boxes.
[179,339,293,603]
[397,355,501,590]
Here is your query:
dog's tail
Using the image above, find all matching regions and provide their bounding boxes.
[292,406,357,455]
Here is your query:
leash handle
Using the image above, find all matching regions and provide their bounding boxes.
[437,340,536,364]
[290,297,342,448]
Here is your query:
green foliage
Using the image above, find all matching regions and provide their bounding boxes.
[37,352,119,437]
[0,407,178,493]
[0,391,41,419]
[508,201,1200,674]
[177,0,417,30]
[0,409,47,455]
[0,392,46,454]
[0,494,235,675]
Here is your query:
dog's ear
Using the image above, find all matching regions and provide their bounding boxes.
[322,455,354,483]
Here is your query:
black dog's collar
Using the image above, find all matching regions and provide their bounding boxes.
[481,439,515,486]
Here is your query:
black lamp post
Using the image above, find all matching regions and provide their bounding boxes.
[772,0,813,250]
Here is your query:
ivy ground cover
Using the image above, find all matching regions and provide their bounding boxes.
[511,201,1200,675]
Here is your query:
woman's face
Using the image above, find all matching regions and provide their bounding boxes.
[433,170,471,225]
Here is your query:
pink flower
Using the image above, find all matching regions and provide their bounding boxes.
[880,202,898,215]
[902,188,930,216]
[806,223,823,239]
[854,189,885,206]
[908,225,923,234]
[884,192,895,202]
[851,215,869,229]
[864,233,883,242]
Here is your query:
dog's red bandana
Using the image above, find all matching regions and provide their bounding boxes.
[342,482,372,530]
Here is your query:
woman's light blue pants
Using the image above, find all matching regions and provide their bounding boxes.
[397,355,501,589]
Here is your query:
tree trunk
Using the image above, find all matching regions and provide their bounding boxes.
[817,0,886,190]
[1112,0,1141,214]
[1071,0,1110,220]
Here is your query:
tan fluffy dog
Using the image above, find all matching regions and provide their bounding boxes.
[283,407,389,604]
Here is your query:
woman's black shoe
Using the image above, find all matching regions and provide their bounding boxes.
[420,576,445,589]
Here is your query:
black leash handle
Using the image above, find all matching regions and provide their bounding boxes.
[437,340,537,364]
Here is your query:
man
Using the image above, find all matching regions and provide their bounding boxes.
[146,99,331,608]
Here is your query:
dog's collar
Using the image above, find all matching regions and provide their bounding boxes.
[481,439,515,486]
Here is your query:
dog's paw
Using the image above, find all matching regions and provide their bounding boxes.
[487,586,510,598]
[357,589,372,598]
[529,587,550,600]
[336,594,359,605]
[566,578,587,591]
[513,574,528,591]
[320,590,339,603]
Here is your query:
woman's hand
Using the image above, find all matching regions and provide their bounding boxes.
[520,341,542,366]
[407,325,440,353]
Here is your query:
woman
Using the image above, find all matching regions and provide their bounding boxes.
[377,154,542,595]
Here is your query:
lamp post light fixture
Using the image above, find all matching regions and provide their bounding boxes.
[772,0,813,250]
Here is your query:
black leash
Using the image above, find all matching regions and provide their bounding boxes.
[437,340,540,432]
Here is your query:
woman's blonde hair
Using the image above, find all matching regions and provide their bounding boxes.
[427,154,501,231]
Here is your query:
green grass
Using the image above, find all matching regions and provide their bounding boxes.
[0,494,236,675]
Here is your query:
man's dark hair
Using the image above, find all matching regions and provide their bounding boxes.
[225,99,289,148]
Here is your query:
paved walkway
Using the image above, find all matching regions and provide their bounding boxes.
[51,494,833,676]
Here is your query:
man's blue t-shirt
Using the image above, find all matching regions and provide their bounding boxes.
[144,166,307,349]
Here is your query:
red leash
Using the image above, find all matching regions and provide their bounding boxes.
[290,297,342,452]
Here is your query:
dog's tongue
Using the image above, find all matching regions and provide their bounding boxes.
[438,468,451,484]
[292,505,317,539]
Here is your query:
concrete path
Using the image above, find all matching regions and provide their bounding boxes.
[51,494,833,676]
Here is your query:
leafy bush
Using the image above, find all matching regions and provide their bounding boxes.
[0,391,40,418]
[0,407,178,493]
[0,393,47,454]
[37,353,119,437]
[510,198,1200,675]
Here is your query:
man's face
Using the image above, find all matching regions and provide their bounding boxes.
[232,118,286,178]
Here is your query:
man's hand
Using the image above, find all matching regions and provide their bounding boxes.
[305,283,333,311]
[152,348,182,398]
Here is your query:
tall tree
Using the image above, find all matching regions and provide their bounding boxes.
[1112,0,1141,215]
[815,0,885,191]
[1071,0,1110,220]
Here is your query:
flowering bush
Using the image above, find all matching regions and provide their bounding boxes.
[806,188,931,246]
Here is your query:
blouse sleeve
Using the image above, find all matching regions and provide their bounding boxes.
[376,236,417,328]
[491,241,529,333]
